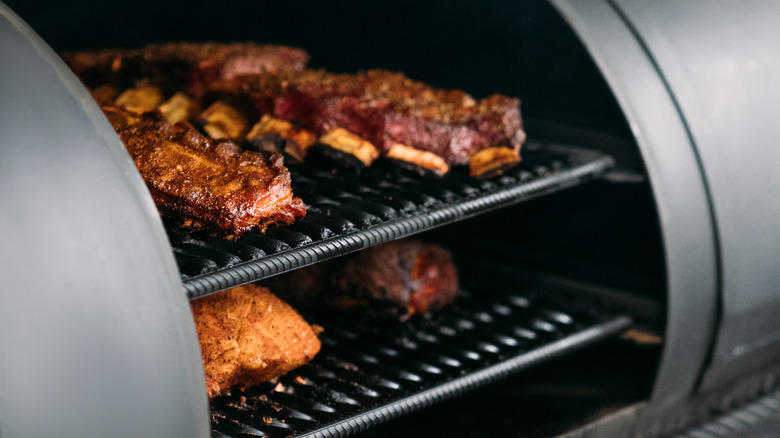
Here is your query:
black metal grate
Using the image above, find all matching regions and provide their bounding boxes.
[173,141,615,300]
[208,286,630,438]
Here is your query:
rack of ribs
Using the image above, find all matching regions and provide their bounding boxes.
[62,42,309,96]
[101,103,305,237]
[266,239,460,321]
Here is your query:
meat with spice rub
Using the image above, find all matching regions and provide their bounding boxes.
[209,69,525,176]
[101,103,305,237]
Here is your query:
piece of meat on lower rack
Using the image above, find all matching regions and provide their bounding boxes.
[191,239,458,398]
[191,284,321,398]
[210,69,526,177]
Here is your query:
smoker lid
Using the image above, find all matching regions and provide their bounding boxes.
[0,5,209,437]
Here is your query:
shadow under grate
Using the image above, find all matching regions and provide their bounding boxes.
[173,140,615,300]
[208,287,631,438]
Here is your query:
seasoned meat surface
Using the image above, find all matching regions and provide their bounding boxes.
[209,69,525,165]
[63,42,309,95]
[191,284,321,398]
[102,103,305,236]
[268,239,459,321]
[330,239,459,319]
[65,42,523,173]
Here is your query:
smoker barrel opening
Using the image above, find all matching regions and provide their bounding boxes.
[13,0,780,436]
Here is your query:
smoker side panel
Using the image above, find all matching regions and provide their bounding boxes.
[613,0,780,395]
[550,0,718,428]
[0,5,209,438]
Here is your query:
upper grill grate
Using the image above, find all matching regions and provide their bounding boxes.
[173,140,615,300]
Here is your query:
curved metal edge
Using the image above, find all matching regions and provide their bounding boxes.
[614,0,780,399]
[184,153,615,299]
[549,0,719,432]
[0,4,209,437]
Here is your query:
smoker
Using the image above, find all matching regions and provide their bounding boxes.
[1,0,779,437]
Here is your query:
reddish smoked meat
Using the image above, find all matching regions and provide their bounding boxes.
[267,239,459,321]
[208,69,525,165]
[101,103,305,237]
[63,42,309,96]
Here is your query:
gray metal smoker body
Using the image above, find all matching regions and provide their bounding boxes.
[2,0,780,436]
[0,4,209,437]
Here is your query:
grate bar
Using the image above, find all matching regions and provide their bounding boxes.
[179,141,615,300]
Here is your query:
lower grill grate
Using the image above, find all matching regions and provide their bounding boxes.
[208,286,631,438]
[173,141,615,300]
